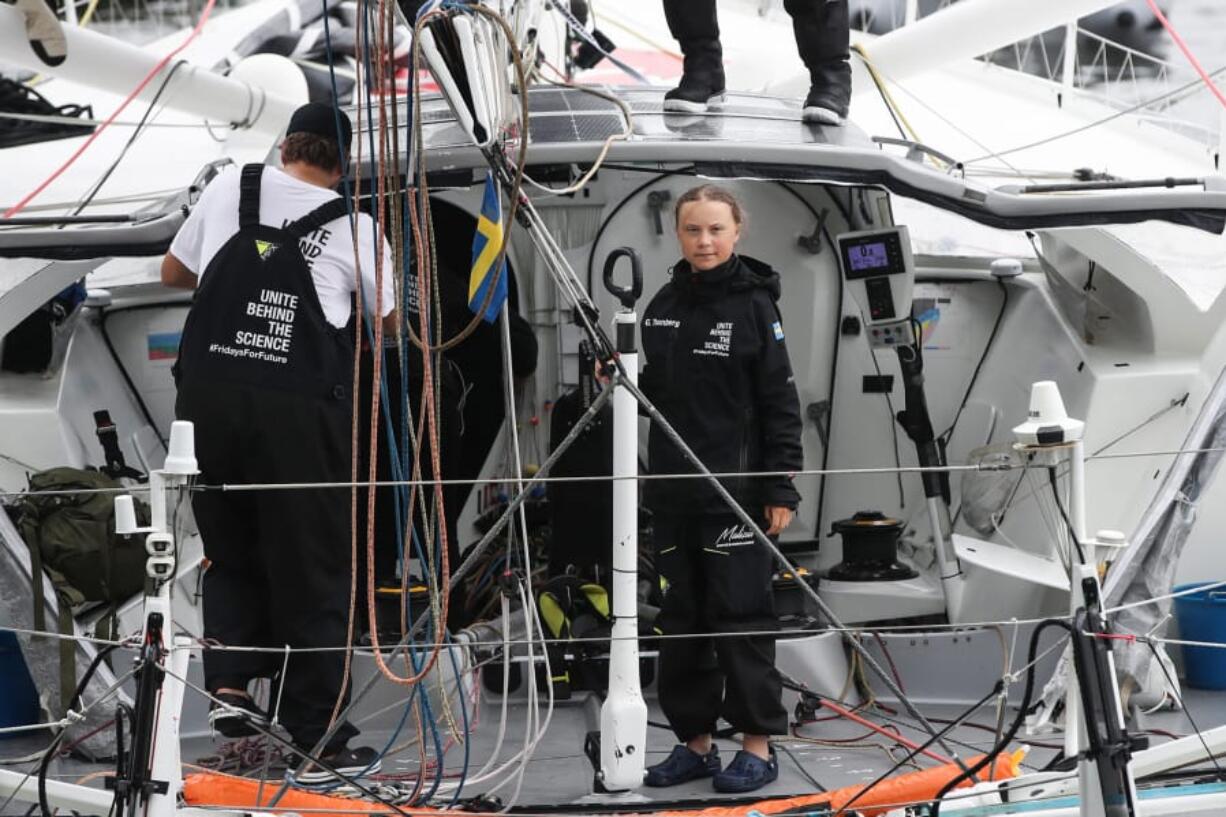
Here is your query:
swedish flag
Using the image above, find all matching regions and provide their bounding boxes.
[468,172,509,323]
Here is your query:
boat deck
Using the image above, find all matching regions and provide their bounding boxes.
[6,674,1224,815]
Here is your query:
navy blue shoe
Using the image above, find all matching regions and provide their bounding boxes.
[713,749,778,793]
[644,744,721,787]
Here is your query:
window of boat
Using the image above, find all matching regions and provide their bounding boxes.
[890,196,1035,260]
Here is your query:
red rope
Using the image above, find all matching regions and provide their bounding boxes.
[1145,0,1226,111]
[819,697,955,766]
[3,0,218,218]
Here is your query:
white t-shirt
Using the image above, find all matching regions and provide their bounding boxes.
[169,165,395,328]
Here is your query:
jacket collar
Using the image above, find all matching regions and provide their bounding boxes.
[672,255,740,300]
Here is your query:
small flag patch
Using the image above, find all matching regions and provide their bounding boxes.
[254,239,278,261]
[771,320,785,341]
[147,331,181,361]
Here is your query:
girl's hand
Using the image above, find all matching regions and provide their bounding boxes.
[765,505,793,536]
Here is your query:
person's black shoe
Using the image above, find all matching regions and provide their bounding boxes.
[644,744,721,787]
[664,74,727,114]
[802,84,848,125]
[208,692,270,739]
[292,745,382,786]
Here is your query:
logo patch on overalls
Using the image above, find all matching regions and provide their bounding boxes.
[254,239,279,261]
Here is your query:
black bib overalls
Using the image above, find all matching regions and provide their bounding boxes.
[175,164,358,752]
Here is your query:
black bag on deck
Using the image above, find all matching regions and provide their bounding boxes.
[547,349,613,577]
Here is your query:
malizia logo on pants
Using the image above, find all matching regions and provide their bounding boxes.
[714,524,755,548]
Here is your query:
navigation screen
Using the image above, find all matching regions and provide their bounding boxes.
[849,241,889,272]
[840,230,907,281]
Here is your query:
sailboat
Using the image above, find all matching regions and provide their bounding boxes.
[3,0,1226,814]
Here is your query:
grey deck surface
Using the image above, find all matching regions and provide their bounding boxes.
[8,688,1224,814]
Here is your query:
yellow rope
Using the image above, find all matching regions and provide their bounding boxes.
[852,42,946,169]
[78,0,102,27]
[589,5,683,61]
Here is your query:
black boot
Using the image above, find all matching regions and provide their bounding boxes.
[784,0,851,124]
[662,0,726,112]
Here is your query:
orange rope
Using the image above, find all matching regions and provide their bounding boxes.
[363,0,449,689]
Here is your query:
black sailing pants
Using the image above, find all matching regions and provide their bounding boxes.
[662,0,851,101]
[176,383,358,753]
[654,512,787,741]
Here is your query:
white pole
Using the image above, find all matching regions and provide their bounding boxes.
[928,495,963,617]
[0,770,116,813]
[1065,437,1090,789]
[0,2,295,130]
[903,0,918,26]
[863,0,1121,82]
[1061,20,1078,95]
[1069,439,1087,544]
[599,309,647,791]
[140,421,197,817]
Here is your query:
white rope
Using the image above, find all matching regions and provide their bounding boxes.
[1103,578,1226,615]
[0,110,220,129]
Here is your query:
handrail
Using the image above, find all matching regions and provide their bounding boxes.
[848,2,1220,152]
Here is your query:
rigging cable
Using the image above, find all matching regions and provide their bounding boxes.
[1144,0,1226,112]
[3,0,220,218]
[69,59,189,216]
[938,278,1008,448]
[850,43,912,144]
[1046,466,1088,566]
[961,65,1226,166]
[929,619,1073,816]
[1142,639,1224,778]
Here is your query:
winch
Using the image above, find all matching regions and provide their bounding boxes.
[828,511,917,582]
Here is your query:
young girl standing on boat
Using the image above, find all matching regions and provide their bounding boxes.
[640,184,804,793]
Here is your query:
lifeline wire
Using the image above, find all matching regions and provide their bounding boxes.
[10,444,1226,499]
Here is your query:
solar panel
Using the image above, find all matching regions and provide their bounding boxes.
[364,86,876,156]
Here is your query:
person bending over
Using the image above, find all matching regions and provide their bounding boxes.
[162,102,396,780]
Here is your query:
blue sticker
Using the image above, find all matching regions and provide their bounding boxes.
[771,320,785,342]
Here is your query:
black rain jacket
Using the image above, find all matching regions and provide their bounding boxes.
[640,254,803,515]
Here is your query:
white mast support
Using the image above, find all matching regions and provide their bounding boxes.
[902,0,918,26]
[0,770,115,813]
[0,2,295,131]
[928,495,962,612]
[1058,424,1091,794]
[1060,21,1078,94]
[600,309,648,791]
[863,0,1121,82]
[1070,438,1087,544]
[139,420,198,817]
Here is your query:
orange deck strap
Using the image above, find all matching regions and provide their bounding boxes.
[183,772,412,817]
[184,751,1021,817]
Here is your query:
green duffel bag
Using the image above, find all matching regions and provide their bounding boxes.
[14,467,150,707]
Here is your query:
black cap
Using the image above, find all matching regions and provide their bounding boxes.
[286,102,353,155]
